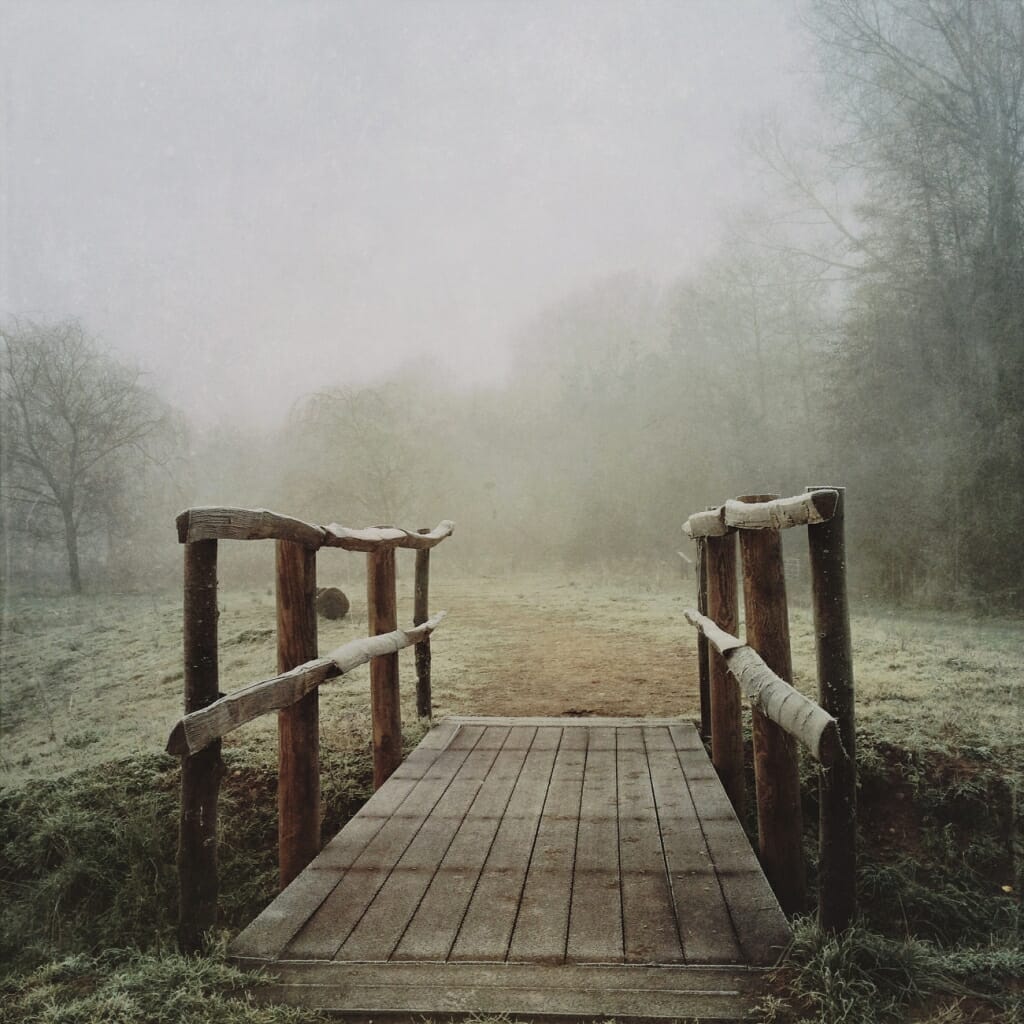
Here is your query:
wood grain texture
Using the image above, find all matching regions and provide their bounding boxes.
[166,614,447,756]
[738,494,806,916]
[705,532,745,819]
[368,547,401,789]
[276,540,320,890]
[177,539,224,954]
[176,506,454,552]
[807,484,857,933]
[414,533,432,718]
[230,717,792,1020]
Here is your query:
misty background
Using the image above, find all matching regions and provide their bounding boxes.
[2,0,1022,609]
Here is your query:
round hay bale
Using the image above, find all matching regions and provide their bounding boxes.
[316,586,350,620]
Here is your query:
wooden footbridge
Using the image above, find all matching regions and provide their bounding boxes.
[167,492,856,1021]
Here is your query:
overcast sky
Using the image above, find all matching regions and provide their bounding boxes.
[2,0,813,425]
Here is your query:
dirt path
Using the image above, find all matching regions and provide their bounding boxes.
[425,573,700,720]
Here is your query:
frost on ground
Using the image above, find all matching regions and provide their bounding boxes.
[1,570,1021,786]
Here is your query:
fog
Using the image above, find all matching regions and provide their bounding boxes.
[3,0,1022,608]
[3,0,811,423]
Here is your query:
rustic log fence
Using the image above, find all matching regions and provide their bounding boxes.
[168,506,452,953]
[683,486,856,931]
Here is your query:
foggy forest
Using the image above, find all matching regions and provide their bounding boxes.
[1,3,1022,1023]
[3,0,1020,606]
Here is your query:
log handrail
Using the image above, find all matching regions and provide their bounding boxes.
[166,613,447,757]
[683,488,839,539]
[176,505,455,551]
[684,609,840,765]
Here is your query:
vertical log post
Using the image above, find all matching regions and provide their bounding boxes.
[695,536,711,742]
[276,540,320,890]
[177,539,224,953]
[737,494,806,915]
[807,485,857,932]
[706,530,745,818]
[414,529,432,719]
[368,546,402,788]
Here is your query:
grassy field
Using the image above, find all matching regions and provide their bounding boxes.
[1,565,1021,1021]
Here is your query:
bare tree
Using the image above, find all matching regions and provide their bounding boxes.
[1,319,168,593]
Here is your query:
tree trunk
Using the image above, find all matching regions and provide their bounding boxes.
[62,504,82,594]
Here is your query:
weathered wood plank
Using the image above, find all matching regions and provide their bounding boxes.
[229,722,459,961]
[245,961,767,1020]
[177,507,326,547]
[617,727,684,964]
[336,728,510,961]
[176,506,454,552]
[393,726,536,962]
[566,726,623,964]
[449,727,561,962]
[508,727,587,963]
[282,726,485,960]
[644,726,742,964]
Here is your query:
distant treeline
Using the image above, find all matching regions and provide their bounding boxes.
[3,1,1020,610]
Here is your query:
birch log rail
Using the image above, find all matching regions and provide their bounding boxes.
[682,488,839,539]
[166,614,447,757]
[684,609,840,765]
[176,505,454,551]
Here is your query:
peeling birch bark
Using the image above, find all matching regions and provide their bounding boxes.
[683,608,840,764]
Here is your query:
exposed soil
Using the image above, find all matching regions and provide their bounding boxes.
[433,598,699,719]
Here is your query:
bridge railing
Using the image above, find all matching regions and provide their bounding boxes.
[167,505,453,952]
[683,487,855,933]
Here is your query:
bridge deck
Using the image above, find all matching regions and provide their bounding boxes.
[230,717,791,1021]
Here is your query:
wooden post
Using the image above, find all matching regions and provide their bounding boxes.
[737,494,806,915]
[367,547,402,789]
[177,539,224,953]
[276,540,320,890]
[705,530,744,818]
[807,485,857,932]
[414,529,432,719]
[695,537,711,742]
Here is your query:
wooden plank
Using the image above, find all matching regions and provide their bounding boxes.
[566,726,623,964]
[281,725,485,960]
[394,726,536,962]
[449,727,561,962]
[644,726,742,964]
[245,961,767,1020]
[508,727,587,963]
[336,727,510,961]
[616,727,684,964]
[229,721,460,961]
[683,776,790,967]
[446,715,685,727]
